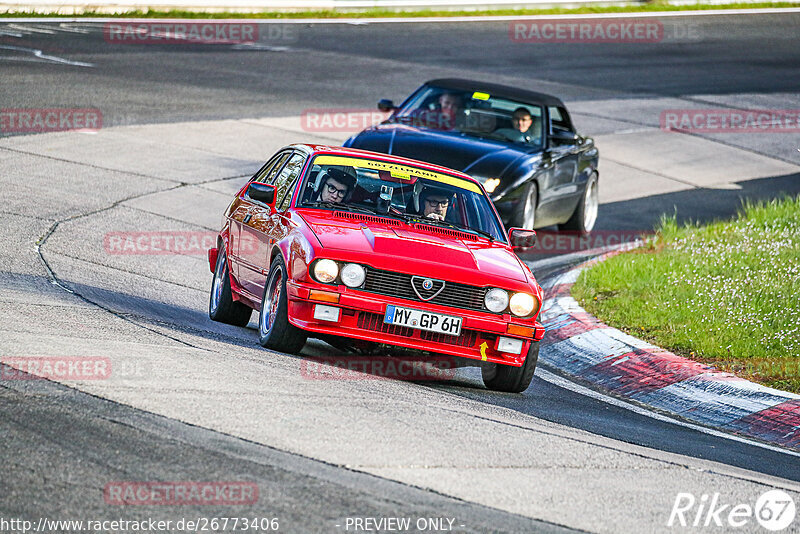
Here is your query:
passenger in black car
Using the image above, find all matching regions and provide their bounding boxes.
[494,107,540,145]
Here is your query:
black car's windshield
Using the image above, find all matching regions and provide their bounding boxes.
[392,85,545,148]
[298,154,507,242]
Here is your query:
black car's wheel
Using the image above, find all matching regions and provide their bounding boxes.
[209,246,252,327]
[258,255,307,353]
[510,181,538,230]
[559,172,598,234]
[482,341,539,393]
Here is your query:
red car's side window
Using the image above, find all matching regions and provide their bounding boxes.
[253,151,291,186]
[274,153,307,211]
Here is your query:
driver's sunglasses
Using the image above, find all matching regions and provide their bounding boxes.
[325,183,348,197]
[425,199,450,208]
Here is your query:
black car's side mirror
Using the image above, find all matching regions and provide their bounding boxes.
[377,99,396,112]
[246,182,277,208]
[549,129,579,144]
[508,227,537,248]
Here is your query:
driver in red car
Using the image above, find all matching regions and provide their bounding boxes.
[419,186,453,221]
[317,168,357,203]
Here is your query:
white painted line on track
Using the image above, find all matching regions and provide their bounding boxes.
[0,44,94,67]
[8,23,56,34]
[57,23,92,33]
[1,7,800,24]
[537,367,800,459]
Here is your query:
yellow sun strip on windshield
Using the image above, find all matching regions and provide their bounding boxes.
[472,91,490,101]
[313,155,480,193]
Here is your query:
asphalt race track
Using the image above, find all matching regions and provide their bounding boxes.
[1,12,800,533]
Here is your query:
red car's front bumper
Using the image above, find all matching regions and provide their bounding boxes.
[285,280,545,367]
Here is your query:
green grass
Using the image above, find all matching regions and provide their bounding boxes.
[2,2,799,19]
[572,196,800,393]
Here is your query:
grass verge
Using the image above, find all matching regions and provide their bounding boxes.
[2,2,800,19]
[572,195,800,393]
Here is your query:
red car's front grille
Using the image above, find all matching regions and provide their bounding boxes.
[363,268,488,313]
[356,312,489,349]
[419,329,478,347]
[357,311,414,337]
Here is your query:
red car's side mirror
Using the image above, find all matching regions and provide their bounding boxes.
[246,182,277,210]
[508,227,537,248]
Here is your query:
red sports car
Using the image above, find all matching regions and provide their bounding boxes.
[208,144,545,392]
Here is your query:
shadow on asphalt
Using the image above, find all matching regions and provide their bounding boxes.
[595,171,800,231]
[435,368,800,484]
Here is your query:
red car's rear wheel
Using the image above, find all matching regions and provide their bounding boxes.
[209,246,252,327]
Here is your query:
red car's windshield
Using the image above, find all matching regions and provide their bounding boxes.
[298,154,507,242]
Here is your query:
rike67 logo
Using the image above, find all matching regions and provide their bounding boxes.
[668,490,796,531]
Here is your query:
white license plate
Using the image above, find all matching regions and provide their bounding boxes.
[383,305,462,336]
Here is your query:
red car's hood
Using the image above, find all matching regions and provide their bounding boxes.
[300,212,527,283]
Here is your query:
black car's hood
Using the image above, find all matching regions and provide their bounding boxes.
[348,123,537,177]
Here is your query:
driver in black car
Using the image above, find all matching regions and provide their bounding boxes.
[316,168,357,204]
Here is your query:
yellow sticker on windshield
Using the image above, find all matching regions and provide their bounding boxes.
[313,155,481,193]
[472,91,490,101]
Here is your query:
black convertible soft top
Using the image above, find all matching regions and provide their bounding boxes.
[427,78,566,108]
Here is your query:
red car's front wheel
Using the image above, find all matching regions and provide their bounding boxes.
[481,341,539,393]
[258,255,307,353]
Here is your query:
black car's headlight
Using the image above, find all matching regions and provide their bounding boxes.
[482,178,501,193]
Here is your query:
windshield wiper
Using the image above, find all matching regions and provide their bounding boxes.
[442,220,497,242]
[304,202,379,215]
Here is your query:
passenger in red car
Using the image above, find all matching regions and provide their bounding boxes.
[317,168,356,203]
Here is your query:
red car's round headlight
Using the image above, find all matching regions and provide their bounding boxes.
[314,259,339,283]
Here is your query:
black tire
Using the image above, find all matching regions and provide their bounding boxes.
[509,181,538,230]
[559,172,599,234]
[209,246,252,327]
[258,255,307,353]
[482,341,539,393]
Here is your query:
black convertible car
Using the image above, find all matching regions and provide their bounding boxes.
[344,79,599,232]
